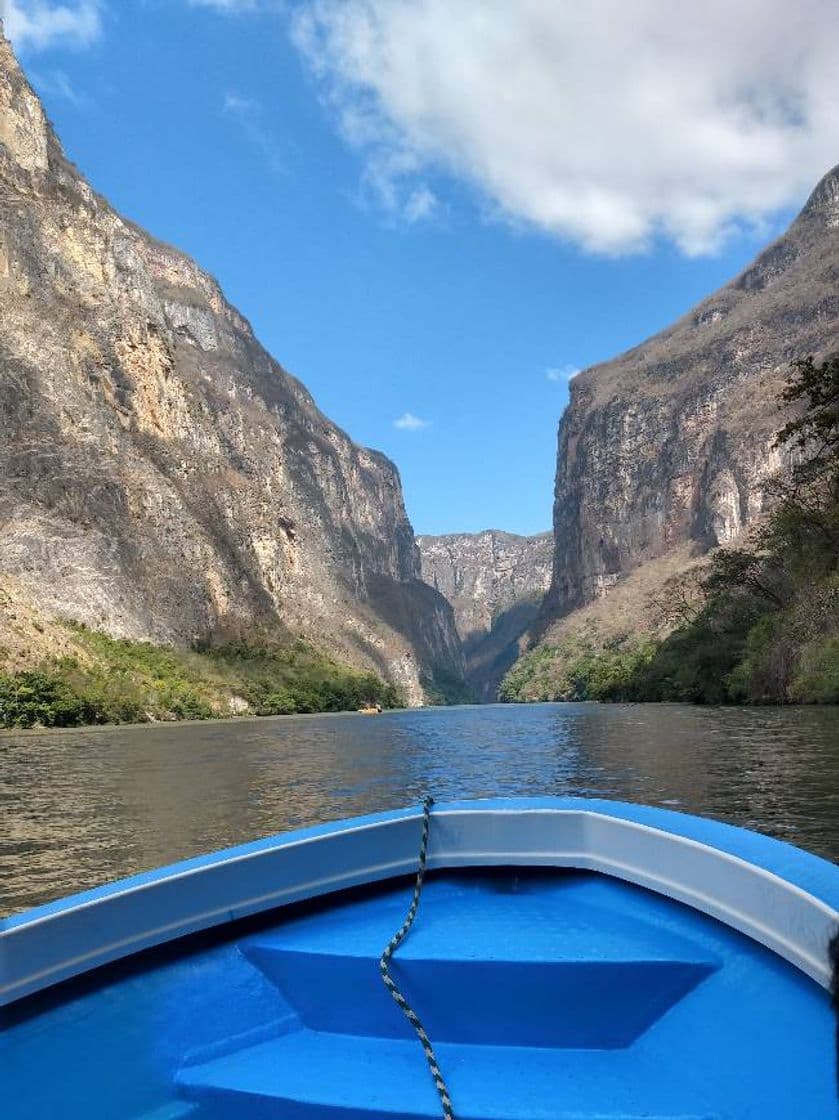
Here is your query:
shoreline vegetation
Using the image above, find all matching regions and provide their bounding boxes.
[0,626,403,730]
[501,355,839,707]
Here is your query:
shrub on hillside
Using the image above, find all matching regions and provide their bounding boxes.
[0,630,403,729]
[0,670,100,728]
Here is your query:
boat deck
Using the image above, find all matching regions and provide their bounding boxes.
[6,868,835,1119]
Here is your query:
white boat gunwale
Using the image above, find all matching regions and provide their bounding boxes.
[2,797,838,1007]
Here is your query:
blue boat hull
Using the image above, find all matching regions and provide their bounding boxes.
[2,798,838,1118]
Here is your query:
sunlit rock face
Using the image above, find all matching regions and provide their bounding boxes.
[539,162,839,630]
[0,34,465,705]
[418,531,553,700]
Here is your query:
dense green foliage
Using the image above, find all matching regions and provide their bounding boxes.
[498,637,656,703]
[0,627,402,729]
[502,356,839,706]
[420,663,476,706]
[204,639,401,716]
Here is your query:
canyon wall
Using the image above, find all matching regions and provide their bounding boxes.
[418,531,552,699]
[0,34,465,705]
[537,164,839,636]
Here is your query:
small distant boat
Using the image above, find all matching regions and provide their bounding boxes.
[3,797,838,1119]
[358,705,383,714]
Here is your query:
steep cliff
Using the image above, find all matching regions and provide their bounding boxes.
[418,531,552,699]
[0,33,465,705]
[538,163,839,634]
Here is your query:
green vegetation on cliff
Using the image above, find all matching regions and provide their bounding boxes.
[499,637,657,703]
[502,355,839,706]
[420,663,476,706]
[0,626,402,729]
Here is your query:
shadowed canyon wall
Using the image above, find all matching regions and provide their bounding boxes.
[418,531,553,699]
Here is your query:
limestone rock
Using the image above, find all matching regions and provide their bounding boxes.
[418,531,552,699]
[0,34,464,705]
[538,164,839,633]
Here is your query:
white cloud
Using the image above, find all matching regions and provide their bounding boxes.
[344,131,439,223]
[403,183,437,223]
[29,67,88,106]
[289,0,839,255]
[546,364,579,383]
[188,0,287,12]
[394,411,430,430]
[223,91,255,113]
[3,0,102,52]
[187,0,261,10]
[223,91,285,176]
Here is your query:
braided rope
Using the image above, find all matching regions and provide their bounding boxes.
[379,796,455,1120]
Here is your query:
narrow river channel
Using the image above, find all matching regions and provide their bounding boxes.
[2,702,837,915]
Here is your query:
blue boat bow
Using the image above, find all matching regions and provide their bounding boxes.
[2,797,838,1118]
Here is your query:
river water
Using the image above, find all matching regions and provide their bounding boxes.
[1,702,837,916]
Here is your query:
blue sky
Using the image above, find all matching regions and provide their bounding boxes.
[7,1,838,535]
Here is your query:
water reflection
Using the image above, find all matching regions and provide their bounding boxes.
[1,703,837,915]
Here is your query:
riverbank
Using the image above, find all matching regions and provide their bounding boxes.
[499,625,839,705]
[0,623,402,729]
[500,552,839,706]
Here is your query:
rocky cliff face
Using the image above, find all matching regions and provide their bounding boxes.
[0,34,465,705]
[539,164,839,631]
[418,531,552,699]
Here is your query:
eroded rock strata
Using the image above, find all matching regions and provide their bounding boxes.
[0,34,465,705]
[418,531,553,699]
[538,163,839,635]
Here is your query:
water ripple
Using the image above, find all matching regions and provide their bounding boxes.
[1,703,837,915]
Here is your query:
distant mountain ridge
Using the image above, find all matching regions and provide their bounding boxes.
[0,32,465,704]
[418,530,552,700]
